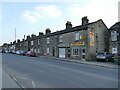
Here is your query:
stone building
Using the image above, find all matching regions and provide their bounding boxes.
[41,17,109,60]
[109,22,120,54]
[6,16,109,61]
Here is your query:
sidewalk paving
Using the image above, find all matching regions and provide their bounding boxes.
[39,56,118,69]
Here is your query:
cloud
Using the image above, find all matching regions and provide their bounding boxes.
[22,5,62,23]
[22,10,38,23]
[67,0,119,27]
[118,1,120,22]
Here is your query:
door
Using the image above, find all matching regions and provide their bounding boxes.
[59,48,65,58]
[53,47,55,56]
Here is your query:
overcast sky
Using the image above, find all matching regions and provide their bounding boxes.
[0,0,119,45]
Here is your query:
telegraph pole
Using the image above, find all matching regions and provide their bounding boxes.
[15,28,16,50]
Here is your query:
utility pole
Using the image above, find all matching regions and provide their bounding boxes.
[15,28,16,50]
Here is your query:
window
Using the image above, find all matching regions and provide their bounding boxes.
[47,48,49,53]
[59,35,62,43]
[98,25,101,27]
[111,31,117,41]
[47,37,50,44]
[68,48,70,52]
[82,55,85,59]
[38,39,40,45]
[38,48,40,53]
[82,49,85,53]
[72,47,79,56]
[31,41,33,45]
[80,35,82,39]
[75,32,79,40]
[26,41,28,46]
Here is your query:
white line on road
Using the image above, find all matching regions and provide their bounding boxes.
[13,77,17,82]
[32,81,35,88]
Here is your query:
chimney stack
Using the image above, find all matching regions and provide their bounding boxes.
[39,32,44,36]
[31,34,36,38]
[27,35,30,39]
[17,39,20,43]
[66,21,72,29]
[45,28,51,34]
[82,16,89,25]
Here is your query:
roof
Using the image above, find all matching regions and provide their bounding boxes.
[44,19,105,37]
[109,22,120,30]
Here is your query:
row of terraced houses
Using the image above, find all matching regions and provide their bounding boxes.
[2,16,120,60]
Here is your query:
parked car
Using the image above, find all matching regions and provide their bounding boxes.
[21,50,27,56]
[16,50,21,55]
[26,51,36,57]
[12,50,16,54]
[96,52,113,62]
[1,49,5,53]
[5,50,9,53]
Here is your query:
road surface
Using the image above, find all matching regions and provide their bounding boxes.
[2,54,118,88]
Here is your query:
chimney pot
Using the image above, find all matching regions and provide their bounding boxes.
[66,21,72,29]
[82,16,89,25]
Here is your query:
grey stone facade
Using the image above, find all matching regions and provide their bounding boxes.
[109,22,120,54]
[3,17,110,60]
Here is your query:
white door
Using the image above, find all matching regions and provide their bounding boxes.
[59,48,65,58]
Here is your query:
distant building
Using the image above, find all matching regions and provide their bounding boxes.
[109,22,120,54]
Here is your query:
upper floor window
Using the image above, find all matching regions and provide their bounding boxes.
[111,31,117,41]
[47,37,50,44]
[31,41,33,45]
[38,39,40,45]
[75,32,79,41]
[25,41,28,46]
[59,35,62,43]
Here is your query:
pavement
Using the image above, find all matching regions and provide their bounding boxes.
[39,56,119,69]
[2,70,22,89]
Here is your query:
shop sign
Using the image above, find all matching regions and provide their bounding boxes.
[71,41,85,46]
[89,32,94,47]
[112,48,118,54]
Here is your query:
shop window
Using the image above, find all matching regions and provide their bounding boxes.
[72,47,79,56]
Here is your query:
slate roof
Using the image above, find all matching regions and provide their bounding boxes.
[44,19,106,37]
[109,22,120,30]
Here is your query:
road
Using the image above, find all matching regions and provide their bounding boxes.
[2,54,118,88]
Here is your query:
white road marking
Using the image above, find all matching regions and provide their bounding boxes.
[32,81,35,88]
[21,86,25,88]
[13,77,17,81]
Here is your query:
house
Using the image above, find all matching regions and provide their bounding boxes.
[4,16,109,61]
[109,22,120,54]
[41,16,109,60]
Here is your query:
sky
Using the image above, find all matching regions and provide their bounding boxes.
[0,0,119,46]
